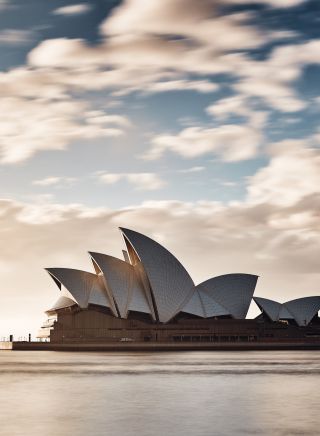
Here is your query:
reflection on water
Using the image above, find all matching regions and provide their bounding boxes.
[0,351,319,436]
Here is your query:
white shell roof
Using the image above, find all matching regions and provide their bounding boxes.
[46,268,111,310]
[89,252,154,318]
[120,227,195,323]
[254,297,282,321]
[255,295,320,326]
[194,273,258,319]
[285,297,320,326]
[46,295,76,314]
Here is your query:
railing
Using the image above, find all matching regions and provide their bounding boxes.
[0,336,49,343]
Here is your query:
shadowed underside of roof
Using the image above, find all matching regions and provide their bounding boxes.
[46,295,76,314]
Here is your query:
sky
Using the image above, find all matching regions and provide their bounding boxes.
[0,0,319,337]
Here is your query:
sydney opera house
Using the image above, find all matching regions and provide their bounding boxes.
[39,228,320,344]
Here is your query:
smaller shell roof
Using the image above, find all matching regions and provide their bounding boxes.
[253,297,282,322]
[285,296,320,326]
[46,267,111,309]
[255,295,320,326]
[195,273,258,319]
[46,295,76,314]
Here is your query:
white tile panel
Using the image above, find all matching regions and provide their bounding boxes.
[278,305,294,319]
[197,289,231,318]
[181,290,205,317]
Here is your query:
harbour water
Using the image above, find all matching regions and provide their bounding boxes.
[0,351,319,436]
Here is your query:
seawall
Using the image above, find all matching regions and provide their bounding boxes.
[1,341,320,351]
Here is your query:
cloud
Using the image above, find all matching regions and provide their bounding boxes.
[101,0,278,51]
[206,95,268,128]
[0,98,128,163]
[98,172,166,190]
[84,111,131,127]
[0,29,35,45]
[247,139,320,206]
[207,96,263,121]
[52,3,91,16]
[27,0,273,86]
[226,0,306,7]
[141,79,218,94]
[32,177,77,187]
[0,0,316,167]
[25,0,312,110]
[0,68,68,100]
[0,0,11,11]
[235,79,306,113]
[179,166,205,173]
[146,124,262,161]
[232,40,320,112]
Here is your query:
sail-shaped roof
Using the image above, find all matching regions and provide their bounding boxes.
[253,297,282,321]
[119,228,195,322]
[285,297,320,326]
[255,295,320,326]
[89,252,155,319]
[194,273,258,319]
[46,268,111,309]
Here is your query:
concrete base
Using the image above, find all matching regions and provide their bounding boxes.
[0,341,13,350]
[1,341,320,351]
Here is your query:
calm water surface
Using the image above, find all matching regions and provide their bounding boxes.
[0,351,319,436]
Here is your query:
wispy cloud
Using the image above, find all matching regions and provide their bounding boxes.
[0,0,11,11]
[32,176,77,187]
[52,3,92,16]
[146,124,262,162]
[227,0,306,7]
[0,29,35,45]
[248,138,320,206]
[98,172,166,190]
[179,166,206,173]
[0,99,129,164]
[0,0,316,168]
